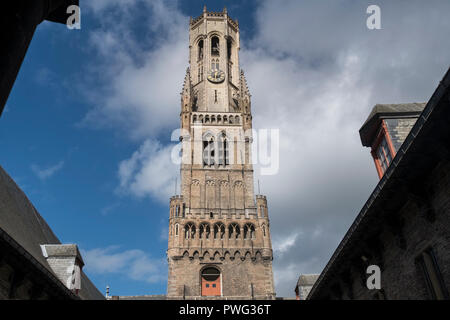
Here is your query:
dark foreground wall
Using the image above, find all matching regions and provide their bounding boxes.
[309,67,450,300]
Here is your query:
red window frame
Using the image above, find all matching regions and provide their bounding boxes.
[371,120,396,179]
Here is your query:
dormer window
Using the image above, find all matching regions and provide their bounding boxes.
[370,121,396,179]
[360,103,426,179]
[211,36,219,56]
[375,136,392,174]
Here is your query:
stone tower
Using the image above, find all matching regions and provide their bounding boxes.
[166,6,275,299]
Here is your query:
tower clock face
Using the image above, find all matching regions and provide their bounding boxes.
[207,69,225,83]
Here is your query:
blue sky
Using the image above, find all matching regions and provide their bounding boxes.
[1,0,449,297]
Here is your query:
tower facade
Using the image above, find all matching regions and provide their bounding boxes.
[166,7,275,299]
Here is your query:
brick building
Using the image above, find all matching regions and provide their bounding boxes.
[0,166,104,300]
[166,7,276,299]
[307,67,450,300]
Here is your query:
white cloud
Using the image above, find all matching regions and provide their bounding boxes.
[272,232,300,255]
[81,0,188,140]
[82,246,166,284]
[118,139,178,202]
[31,161,64,180]
[243,0,450,297]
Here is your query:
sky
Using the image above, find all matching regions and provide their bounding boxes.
[0,0,449,298]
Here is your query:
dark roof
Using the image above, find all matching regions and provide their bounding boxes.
[359,102,426,146]
[308,67,450,299]
[296,274,320,287]
[0,166,104,300]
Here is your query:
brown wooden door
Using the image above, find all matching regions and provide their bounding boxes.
[201,267,221,296]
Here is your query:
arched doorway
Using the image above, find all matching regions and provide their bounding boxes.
[201,267,221,296]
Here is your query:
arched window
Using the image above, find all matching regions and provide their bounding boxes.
[203,135,215,166]
[218,133,229,166]
[227,38,233,81]
[182,203,186,217]
[228,223,240,239]
[175,224,179,236]
[200,223,211,239]
[211,36,219,56]
[214,223,225,239]
[185,223,196,239]
[198,39,204,60]
[262,225,266,237]
[244,224,255,239]
[176,205,180,217]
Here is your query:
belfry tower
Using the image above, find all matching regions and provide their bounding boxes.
[166,7,275,299]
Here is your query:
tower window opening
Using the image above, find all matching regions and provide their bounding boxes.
[210,212,214,218]
[227,38,232,60]
[200,223,211,239]
[193,95,198,111]
[229,223,240,239]
[175,224,179,236]
[211,59,219,71]
[198,39,204,61]
[244,224,255,239]
[218,133,229,166]
[215,90,218,103]
[185,223,196,239]
[214,223,225,239]
[203,136,215,166]
[211,36,219,56]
